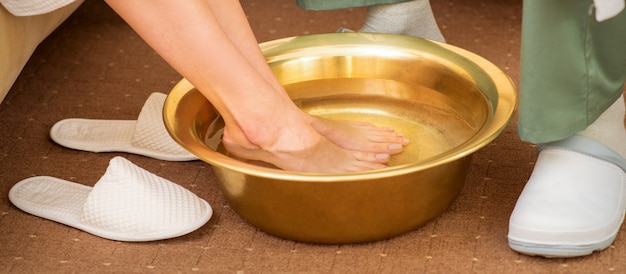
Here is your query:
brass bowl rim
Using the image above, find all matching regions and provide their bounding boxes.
[164,33,518,182]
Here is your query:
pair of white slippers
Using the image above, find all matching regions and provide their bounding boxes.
[9,93,212,241]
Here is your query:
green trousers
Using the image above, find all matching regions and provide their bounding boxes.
[518,0,626,144]
[296,0,411,10]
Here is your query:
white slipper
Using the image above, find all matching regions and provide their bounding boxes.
[50,92,198,161]
[8,157,212,242]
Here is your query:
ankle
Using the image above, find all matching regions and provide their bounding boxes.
[578,94,626,159]
[230,110,317,152]
[360,0,445,42]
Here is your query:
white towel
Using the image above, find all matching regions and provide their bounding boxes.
[0,0,77,16]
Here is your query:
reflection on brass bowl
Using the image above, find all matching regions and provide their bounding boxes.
[163,33,517,244]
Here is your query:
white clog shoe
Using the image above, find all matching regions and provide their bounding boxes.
[508,136,626,257]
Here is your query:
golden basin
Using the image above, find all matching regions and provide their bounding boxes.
[163,33,517,244]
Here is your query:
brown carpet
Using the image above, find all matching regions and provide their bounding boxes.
[1,0,624,272]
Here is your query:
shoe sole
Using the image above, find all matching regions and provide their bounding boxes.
[508,233,617,258]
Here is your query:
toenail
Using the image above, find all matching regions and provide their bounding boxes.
[376,153,389,159]
[389,144,402,150]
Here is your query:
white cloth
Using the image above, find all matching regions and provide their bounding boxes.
[594,0,626,21]
[0,0,77,16]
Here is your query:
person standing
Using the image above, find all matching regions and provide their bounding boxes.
[509,0,626,258]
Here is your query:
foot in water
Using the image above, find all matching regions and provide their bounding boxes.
[310,116,409,154]
[220,114,408,173]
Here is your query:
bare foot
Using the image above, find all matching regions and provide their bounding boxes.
[221,120,391,173]
[310,116,409,154]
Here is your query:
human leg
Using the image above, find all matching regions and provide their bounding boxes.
[105,0,407,172]
[359,0,445,42]
[206,0,409,155]
[517,0,626,145]
[297,0,444,42]
[510,0,626,257]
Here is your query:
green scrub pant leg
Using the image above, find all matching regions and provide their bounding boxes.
[517,0,626,144]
